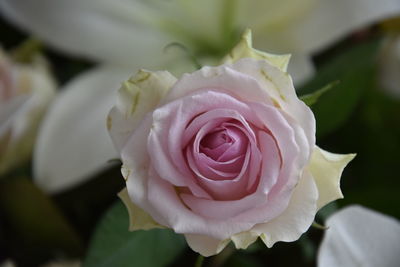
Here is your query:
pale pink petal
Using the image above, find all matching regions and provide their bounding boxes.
[180,132,280,219]
[251,170,318,247]
[232,58,315,148]
[146,171,256,240]
[148,91,264,198]
[162,65,275,107]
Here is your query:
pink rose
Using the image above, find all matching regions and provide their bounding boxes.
[108,31,355,256]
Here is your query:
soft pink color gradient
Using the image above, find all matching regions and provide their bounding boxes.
[112,58,320,254]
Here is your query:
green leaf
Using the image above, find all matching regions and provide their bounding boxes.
[299,38,381,137]
[300,81,339,106]
[84,200,186,267]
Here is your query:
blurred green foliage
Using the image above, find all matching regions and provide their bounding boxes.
[84,201,186,267]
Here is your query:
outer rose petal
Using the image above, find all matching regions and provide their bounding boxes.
[308,147,356,209]
[231,58,316,148]
[250,170,318,247]
[222,29,291,72]
[118,188,164,231]
[231,231,259,250]
[318,205,400,267]
[108,69,176,152]
[185,234,230,257]
[200,170,318,253]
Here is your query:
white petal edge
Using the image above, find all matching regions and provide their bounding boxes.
[33,65,132,193]
[185,234,230,257]
[379,36,400,99]
[308,147,356,209]
[222,29,291,72]
[318,205,400,267]
[108,69,176,152]
[250,170,318,248]
[231,231,259,250]
[118,187,164,231]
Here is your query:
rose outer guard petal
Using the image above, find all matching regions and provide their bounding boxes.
[118,188,164,231]
[308,147,356,209]
[108,69,176,152]
[185,234,230,257]
[222,29,291,72]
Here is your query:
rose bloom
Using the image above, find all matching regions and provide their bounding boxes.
[0,47,55,176]
[108,31,355,256]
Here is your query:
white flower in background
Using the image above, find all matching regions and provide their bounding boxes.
[0,0,398,192]
[318,205,400,267]
[0,48,55,176]
[380,36,400,98]
[1,0,400,83]
[33,66,132,192]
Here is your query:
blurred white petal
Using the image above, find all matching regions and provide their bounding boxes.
[262,0,400,54]
[34,65,132,193]
[0,53,56,175]
[2,0,399,70]
[318,205,400,267]
[0,260,16,267]
[0,0,174,68]
[380,36,400,98]
[0,94,29,135]
[287,54,315,85]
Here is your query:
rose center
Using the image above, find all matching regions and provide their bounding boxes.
[200,124,248,161]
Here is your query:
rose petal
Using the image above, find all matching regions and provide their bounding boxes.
[147,171,256,240]
[149,91,264,198]
[232,58,316,148]
[308,147,356,209]
[163,64,275,107]
[222,29,291,72]
[185,234,230,257]
[108,69,176,152]
[231,231,259,250]
[180,132,280,219]
[251,170,318,247]
[118,187,164,231]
